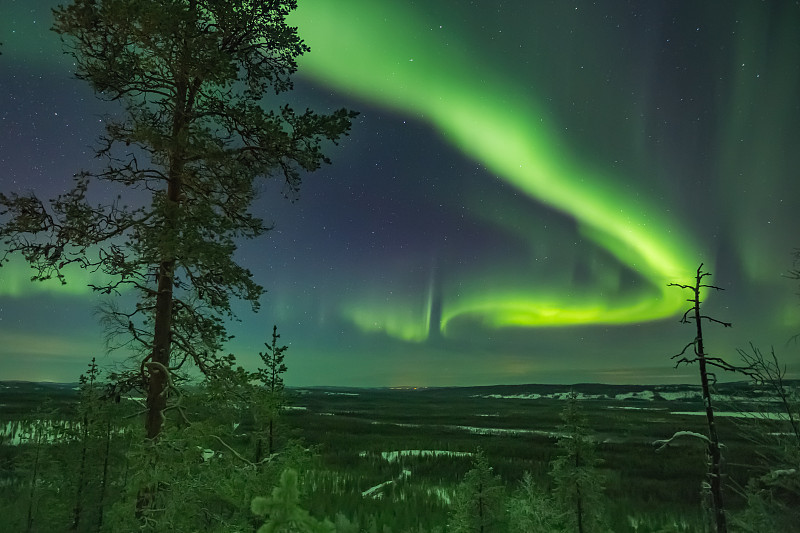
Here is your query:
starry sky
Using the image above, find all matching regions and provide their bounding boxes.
[2,0,800,386]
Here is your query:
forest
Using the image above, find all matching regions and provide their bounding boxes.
[1,0,799,531]
[0,371,798,532]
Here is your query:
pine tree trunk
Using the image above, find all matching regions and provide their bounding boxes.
[97,419,112,532]
[576,485,584,533]
[268,418,274,456]
[144,69,189,441]
[71,416,89,530]
[255,436,263,463]
[477,480,485,533]
[145,257,176,440]
[138,69,190,522]
[26,434,42,533]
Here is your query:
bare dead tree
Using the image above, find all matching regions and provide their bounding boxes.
[662,263,757,533]
[737,344,800,441]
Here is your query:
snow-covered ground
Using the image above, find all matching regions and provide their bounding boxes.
[477,392,607,400]
[655,391,702,401]
[448,425,561,438]
[361,469,411,499]
[607,406,668,411]
[360,449,473,463]
[615,390,656,401]
[472,385,795,406]
[670,411,792,420]
[0,419,78,446]
[358,451,464,502]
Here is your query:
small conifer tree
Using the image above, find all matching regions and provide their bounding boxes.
[507,472,559,532]
[71,357,101,531]
[255,325,289,460]
[550,391,607,533]
[447,448,506,533]
[251,468,335,533]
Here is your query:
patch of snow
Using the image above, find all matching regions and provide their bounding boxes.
[197,447,215,462]
[360,449,473,463]
[361,468,412,499]
[607,406,667,411]
[670,411,790,419]
[0,419,79,446]
[362,480,392,499]
[427,486,454,505]
[449,425,560,437]
[655,391,702,401]
[475,393,542,400]
[475,391,607,400]
[369,420,421,429]
[614,390,655,401]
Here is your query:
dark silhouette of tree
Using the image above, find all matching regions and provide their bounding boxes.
[787,248,800,342]
[251,468,335,532]
[0,0,356,443]
[659,264,756,533]
[255,324,288,460]
[448,448,505,533]
[19,400,65,533]
[71,357,100,531]
[550,391,606,533]
[737,344,800,441]
[733,347,799,528]
[506,472,558,532]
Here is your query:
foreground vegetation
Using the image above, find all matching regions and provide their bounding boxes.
[1,376,797,532]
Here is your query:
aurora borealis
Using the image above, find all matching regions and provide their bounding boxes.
[2,0,800,385]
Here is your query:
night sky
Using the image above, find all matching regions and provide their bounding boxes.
[2,0,800,386]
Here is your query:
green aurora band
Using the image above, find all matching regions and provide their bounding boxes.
[291,1,702,340]
[0,256,111,298]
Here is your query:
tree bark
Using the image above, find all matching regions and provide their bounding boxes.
[145,258,176,439]
[144,72,188,440]
[576,449,584,533]
[97,418,111,532]
[70,415,89,530]
[268,418,274,456]
[139,69,189,520]
[26,430,42,533]
[692,275,727,533]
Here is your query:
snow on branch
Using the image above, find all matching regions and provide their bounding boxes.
[653,430,711,452]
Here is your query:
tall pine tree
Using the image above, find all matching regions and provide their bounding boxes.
[0,0,356,441]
